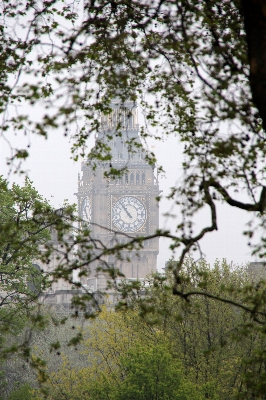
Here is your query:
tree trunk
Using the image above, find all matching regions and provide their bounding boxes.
[242,0,266,132]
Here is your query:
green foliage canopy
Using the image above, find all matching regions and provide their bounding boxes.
[33,259,266,399]
[0,177,49,328]
[1,0,266,281]
[0,176,78,362]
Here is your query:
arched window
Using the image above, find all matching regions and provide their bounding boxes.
[130,173,134,184]
[142,173,145,184]
[136,173,140,185]
[125,173,128,184]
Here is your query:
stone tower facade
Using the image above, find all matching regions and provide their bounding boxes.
[76,98,160,290]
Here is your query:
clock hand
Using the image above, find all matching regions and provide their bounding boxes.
[121,203,132,219]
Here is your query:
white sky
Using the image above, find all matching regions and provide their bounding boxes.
[0,117,258,272]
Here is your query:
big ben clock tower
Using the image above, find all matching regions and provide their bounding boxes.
[76,97,160,291]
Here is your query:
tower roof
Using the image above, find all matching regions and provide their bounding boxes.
[88,97,149,169]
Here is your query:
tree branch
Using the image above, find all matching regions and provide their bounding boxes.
[242,0,266,132]
[172,288,266,325]
[200,179,266,213]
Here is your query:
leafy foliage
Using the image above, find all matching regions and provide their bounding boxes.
[137,259,266,399]
[32,259,266,399]
[117,342,195,400]
[0,177,52,351]
[36,308,201,400]
[0,177,50,301]
[2,3,266,394]
[8,383,35,400]
[0,176,80,394]
[1,0,266,277]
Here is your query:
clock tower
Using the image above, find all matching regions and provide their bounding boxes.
[76,97,160,291]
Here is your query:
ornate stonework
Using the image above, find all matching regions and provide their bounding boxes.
[76,98,160,290]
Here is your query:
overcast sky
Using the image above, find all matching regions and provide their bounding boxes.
[1,113,258,272]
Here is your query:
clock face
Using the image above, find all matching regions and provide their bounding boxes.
[81,197,91,227]
[112,196,146,233]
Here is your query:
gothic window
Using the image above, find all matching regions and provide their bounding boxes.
[125,173,128,184]
[142,173,145,184]
[136,173,140,185]
[130,173,134,184]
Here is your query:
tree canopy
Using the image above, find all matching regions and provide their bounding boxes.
[0,175,78,372]
[26,260,266,399]
[1,0,266,272]
[0,177,49,337]
[2,2,266,394]
[1,1,266,305]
